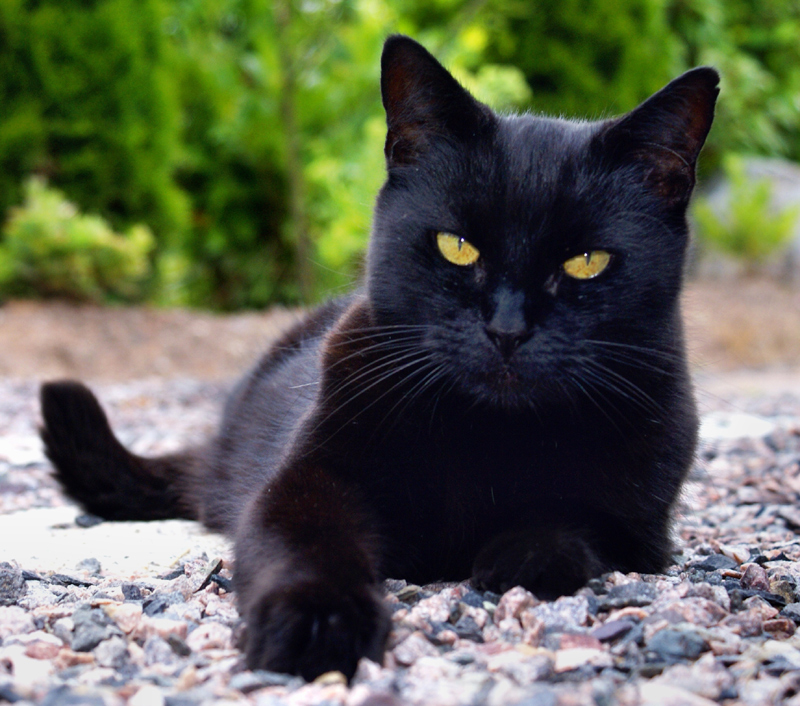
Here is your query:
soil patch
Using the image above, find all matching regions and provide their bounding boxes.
[0,276,797,383]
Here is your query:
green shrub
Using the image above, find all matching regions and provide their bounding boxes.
[0,0,189,241]
[692,155,799,264]
[0,178,153,302]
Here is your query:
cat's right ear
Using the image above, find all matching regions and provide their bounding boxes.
[381,35,494,167]
[601,67,720,208]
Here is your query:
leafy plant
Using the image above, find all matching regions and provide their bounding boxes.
[692,155,799,264]
[3,0,800,307]
[0,178,154,302]
[0,0,189,240]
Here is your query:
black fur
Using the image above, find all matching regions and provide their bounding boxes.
[41,381,199,521]
[40,36,718,681]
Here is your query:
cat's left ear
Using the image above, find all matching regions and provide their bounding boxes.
[601,67,720,206]
[381,35,494,167]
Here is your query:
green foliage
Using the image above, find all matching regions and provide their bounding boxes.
[0,178,154,302]
[692,156,799,263]
[156,0,291,308]
[474,0,683,118]
[2,0,800,306]
[669,0,800,169]
[0,0,189,241]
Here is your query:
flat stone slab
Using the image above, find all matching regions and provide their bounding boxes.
[0,506,232,576]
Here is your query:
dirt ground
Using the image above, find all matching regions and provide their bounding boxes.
[0,277,798,383]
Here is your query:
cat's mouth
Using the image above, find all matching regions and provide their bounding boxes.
[465,360,538,411]
[494,366,534,408]
[497,365,521,388]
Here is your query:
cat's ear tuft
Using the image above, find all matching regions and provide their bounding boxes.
[602,67,720,206]
[381,35,494,167]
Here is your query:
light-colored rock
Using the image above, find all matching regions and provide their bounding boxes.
[487,648,553,683]
[494,586,538,621]
[104,602,142,634]
[129,684,166,706]
[554,647,612,673]
[640,683,719,706]
[650,654,736,700]
[0,605,35,639]
[6,630,63,660]
[138,616,189,642]
[185,621,232,651]
[0,644,53,695]
[526,595,589,632]
[392,630,439,665]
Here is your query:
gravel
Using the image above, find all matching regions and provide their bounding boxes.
[0,374,799,705]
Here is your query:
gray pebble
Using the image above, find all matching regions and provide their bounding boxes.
[52,617,74,645]
[0,562,25,606]
[41,686,106,706]
[0,684,23,703]
[384,578,406,593]
[514,688,559,706]
[646,627,709,663]
[193,557,224,592]
[71,622,116,652]
[121,583,144,601]
[164,691,210,706]
[143,591,183,617]
[75,557,102,574]
[459,590,485,608]
[453,614,484,642]
[527,596,589,632]
[143,635,180,666]
[591,619,635,642]
[74,514,104,528]
[71,605,122,652]
[690,554,738,572]
[166,633,191,657]
[228,670,303,693]
[94,635,129,668]
[599,582,657,609]
[780,602,800,622]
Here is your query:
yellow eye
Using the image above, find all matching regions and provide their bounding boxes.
[436,232,480,266]
[563,250,611,280]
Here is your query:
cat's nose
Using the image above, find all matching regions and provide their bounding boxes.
[486,286,530,359]
[484,324,531,360]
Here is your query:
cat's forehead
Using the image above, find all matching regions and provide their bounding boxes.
[379,112,618,248]
[443,115,610,244]
[493,115,602,190]
[498,115,599,161]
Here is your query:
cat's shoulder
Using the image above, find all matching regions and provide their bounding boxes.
[249,292,362,379]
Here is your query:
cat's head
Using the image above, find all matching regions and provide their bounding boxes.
[366,35,718,410]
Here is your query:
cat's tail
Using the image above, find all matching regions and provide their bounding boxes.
[40,381,203,521]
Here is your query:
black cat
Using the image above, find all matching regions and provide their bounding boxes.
[40,35,718,681]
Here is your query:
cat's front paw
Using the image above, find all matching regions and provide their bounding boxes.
[243,580,391,681]
[472,528,603,599]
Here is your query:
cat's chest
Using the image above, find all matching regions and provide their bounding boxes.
[356,412,584,511]
[363,404,656,521]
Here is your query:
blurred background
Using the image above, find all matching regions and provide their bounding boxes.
[0,0,799,380]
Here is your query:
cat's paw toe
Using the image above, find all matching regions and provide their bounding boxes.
[472,529,602,599]
[244,583,390,681]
